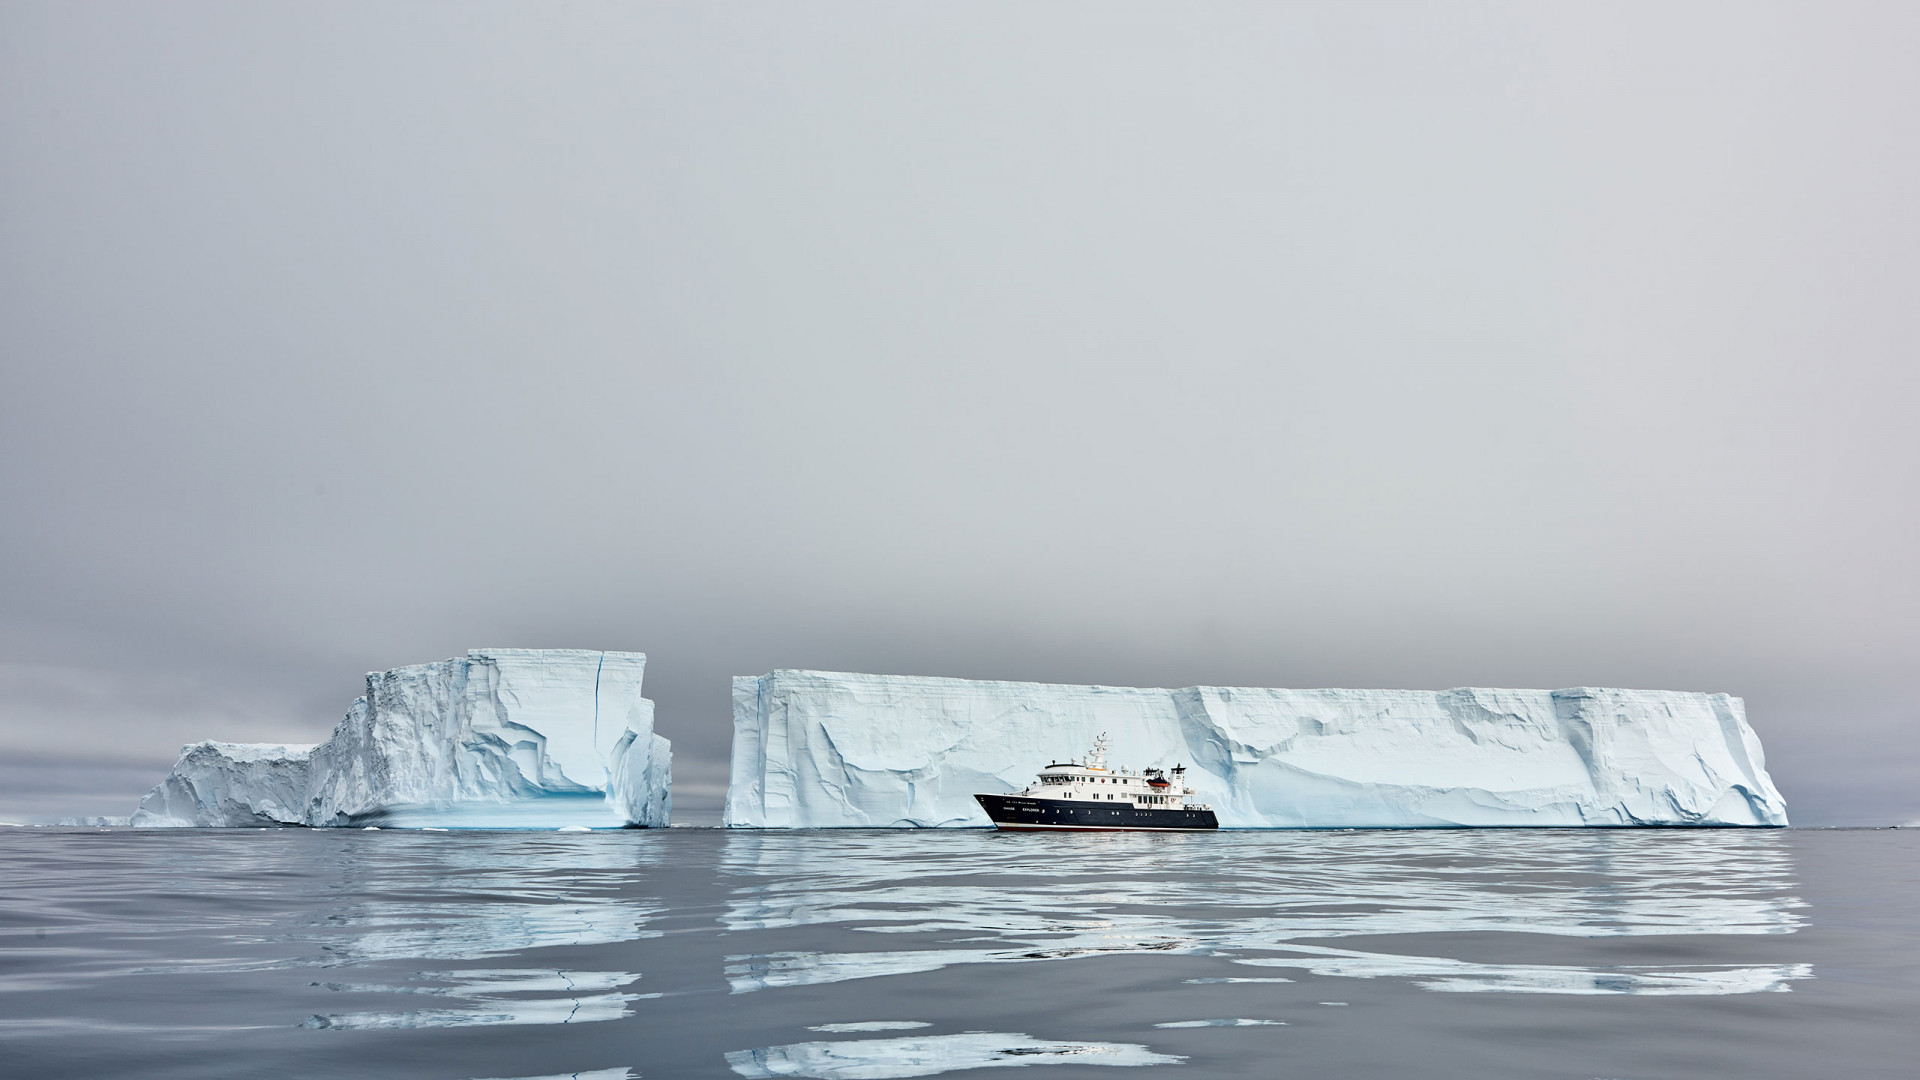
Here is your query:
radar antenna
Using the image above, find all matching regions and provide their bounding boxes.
[1088,732,1110,770]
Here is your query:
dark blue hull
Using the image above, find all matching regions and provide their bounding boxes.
[974,792,1218,831]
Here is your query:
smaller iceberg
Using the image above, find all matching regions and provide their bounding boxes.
[130,742,314,827]
[133,649,671,828]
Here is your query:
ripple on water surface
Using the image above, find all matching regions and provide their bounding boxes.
[716,828,1809,997]
[0,826,1891,1080]
[725,1032,1185,1077]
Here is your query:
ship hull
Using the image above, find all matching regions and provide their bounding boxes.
[973,792,1218,832]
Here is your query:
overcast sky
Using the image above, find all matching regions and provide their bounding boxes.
[3,1,1915,825]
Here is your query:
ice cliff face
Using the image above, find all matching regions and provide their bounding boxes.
[303,649,668,827]
[131,742,315,827]
[725,671,1787,828]
[608,729,674,829]
[133,650,670,828]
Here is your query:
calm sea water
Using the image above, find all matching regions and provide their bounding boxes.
[1,827,1915,1079]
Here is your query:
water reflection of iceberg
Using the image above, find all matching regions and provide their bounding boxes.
[719,830,1806,997]
[196,834,672,966]
[1234,945,1811,994]
[1,831,677,1047]
[474,1060,637,1068]
[725,1033,1183,1078]
[1154,1019,1284,1027]
[292,839,666,1028]
[324,899,660,964]
[305,969,648,1029]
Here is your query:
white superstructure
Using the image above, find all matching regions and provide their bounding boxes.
[1010,734,1211,811]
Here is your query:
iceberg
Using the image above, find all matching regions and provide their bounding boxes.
[129,742,314,827]
[724,671,1786,828]
[133,649,671,828]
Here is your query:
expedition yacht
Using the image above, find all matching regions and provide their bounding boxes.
[972,734,1218,831]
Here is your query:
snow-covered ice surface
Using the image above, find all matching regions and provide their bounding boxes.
[133,650,670,828]
[725,670,1786,828]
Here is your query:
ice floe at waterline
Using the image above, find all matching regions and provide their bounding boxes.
[132,649,670,828]
[725,671,1786,828]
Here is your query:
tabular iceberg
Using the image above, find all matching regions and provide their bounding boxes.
[133,649,671,828]
[725,671,1786,828]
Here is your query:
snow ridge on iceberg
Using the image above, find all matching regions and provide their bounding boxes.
[133,649,670,828]
[724,671,1786,828]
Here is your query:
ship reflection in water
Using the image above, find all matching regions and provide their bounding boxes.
[0,827,1859,1080]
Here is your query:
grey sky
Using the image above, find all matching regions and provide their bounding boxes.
[2,1,1915,824]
